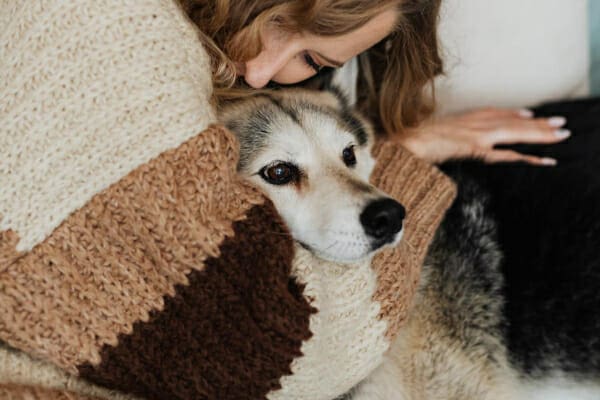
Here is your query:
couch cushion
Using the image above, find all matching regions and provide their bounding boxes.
[434,0,590,115]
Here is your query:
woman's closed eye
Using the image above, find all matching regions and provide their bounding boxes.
[303,52,323,73]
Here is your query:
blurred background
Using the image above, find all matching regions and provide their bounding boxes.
[433,0,599,115]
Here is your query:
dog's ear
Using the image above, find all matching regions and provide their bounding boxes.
[321,84,352,111]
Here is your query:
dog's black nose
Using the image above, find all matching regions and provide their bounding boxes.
[360,198,405,243]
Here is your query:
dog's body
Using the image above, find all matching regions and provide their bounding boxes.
[350,166,600,400]
[220,91,600,399]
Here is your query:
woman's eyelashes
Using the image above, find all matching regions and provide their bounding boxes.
[303,52,322,73]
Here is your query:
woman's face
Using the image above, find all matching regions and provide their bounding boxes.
[237,8,398,88]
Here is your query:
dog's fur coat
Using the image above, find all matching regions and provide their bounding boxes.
[221,90,600,399]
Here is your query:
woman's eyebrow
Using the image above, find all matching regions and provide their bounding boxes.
[315,52,345,68]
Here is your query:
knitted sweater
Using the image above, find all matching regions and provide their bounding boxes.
[0,1,456,399]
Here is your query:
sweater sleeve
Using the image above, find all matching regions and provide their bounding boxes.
[1,2,315,399]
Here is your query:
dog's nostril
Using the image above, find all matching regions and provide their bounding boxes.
[360,198,406,241]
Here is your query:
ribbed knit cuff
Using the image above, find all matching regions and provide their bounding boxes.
[370,140,457,338]
[371,140,457,263]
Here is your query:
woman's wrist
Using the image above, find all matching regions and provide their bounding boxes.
[390,126,444,164]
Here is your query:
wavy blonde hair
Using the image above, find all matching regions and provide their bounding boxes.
[180,0,442,135]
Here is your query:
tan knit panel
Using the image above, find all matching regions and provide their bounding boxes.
[0,0,215,252]
[0,125,264,374]
[0,384,101,400]
[370,142,457,338]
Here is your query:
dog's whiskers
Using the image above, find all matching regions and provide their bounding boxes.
[324,240,339,252]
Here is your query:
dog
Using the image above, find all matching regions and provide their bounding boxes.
[220,89,600,399]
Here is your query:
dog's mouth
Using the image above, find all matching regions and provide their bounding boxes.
[296,197,405,263]
[302,231,403,264]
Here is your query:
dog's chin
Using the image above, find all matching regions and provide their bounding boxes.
[299,230,404,264]
[316,250,374,264]
[298,241,371,264]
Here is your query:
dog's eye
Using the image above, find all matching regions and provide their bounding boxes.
[342,145,357,167]
[260,162,299,185]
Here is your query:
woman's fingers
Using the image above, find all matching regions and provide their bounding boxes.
[482,117,570,146]
[517,109,535,118]
[482,149,557,166]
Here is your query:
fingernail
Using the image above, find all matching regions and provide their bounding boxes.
[541,157,557,166]
[519,109,534,118]
[548,116,567,127]
[554,129,571,139]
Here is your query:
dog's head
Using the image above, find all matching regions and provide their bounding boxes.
[219,88,405,263]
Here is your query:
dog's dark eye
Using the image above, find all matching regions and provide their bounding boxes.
[342,145,357,167]
[260,162,299,185]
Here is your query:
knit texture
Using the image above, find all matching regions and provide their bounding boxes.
[0,1,457,399]
[76,202,315,399]
[0,344,136,400]
[0,0,214,252]
[0,383,101,400]
[268,142,457,400]
[1,125,270,374]
[371,141,458,338]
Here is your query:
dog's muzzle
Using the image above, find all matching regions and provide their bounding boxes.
[360,198,405,250]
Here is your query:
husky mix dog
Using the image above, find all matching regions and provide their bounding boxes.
[219,89,600,400]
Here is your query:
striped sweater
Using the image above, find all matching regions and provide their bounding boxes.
[0,1,456,399]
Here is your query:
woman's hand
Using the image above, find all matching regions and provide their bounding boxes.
[397,108,570,165]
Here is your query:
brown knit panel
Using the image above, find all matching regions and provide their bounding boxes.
[370,142,457,339]
[0,125,265,374]
[0,384,100,400]
[78,202,315,400]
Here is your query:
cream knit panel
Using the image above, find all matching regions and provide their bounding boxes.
[0,0,215,251]
[268,246,389,400]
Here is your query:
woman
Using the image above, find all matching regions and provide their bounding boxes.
[181,0,570,166]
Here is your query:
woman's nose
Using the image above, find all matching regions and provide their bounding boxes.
[243,65,272,88]
[243,53,288,88]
